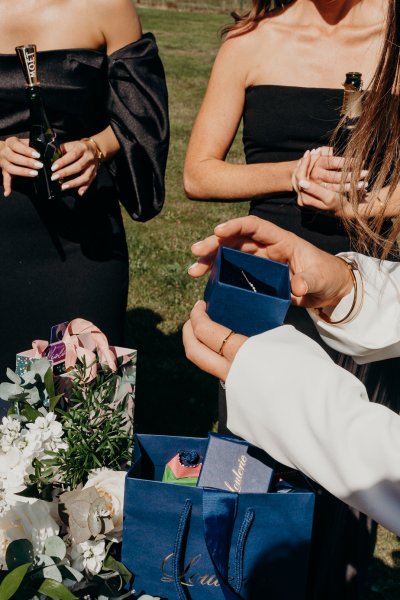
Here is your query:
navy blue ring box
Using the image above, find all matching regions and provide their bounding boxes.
[204,246,291,337]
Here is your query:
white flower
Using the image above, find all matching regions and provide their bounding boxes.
[26,412,67,454]
[137,596,161,600]
[0,447,28,496]
[0,417,21,452]
[83,469,126,542]
[70,539,106,574]
[0,496,60,566]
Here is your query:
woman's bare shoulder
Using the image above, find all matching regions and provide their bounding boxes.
[86,0,142,51]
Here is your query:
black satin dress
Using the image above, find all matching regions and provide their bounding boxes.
[0,34,169,381]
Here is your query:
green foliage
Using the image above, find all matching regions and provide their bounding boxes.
[0,562,31,600]
[54,364,132,489]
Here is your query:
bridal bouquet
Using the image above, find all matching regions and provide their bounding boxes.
[0,319,138,600]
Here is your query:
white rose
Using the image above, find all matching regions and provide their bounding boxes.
[3,495,60,557]
[83,469,126,542]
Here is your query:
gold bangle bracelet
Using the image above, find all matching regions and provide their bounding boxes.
[81,137,104,165]
[316,257,362,325]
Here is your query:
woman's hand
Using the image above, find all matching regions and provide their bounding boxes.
[188,216,353,309]
[51,138,102,196]
[183,301,247,381]
[0,137,43,197]
[293,149,367,216]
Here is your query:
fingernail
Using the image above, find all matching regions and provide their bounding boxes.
[310,149,316,155]
[194,299,201,306]
[51,173,59,181]
[299,179,311,189]
[215,222,227,231]
[31,151,40,159]
[61,183,70,190]
[361,170,369,177]
[34,161,43,169]
[357,181,366,189]
[51,163,58,172]
[29,170,38,177]
[304,149,310,157]
[188,262,198,272]
[78,188,85,196]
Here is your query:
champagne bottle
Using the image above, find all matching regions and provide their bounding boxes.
[335,71,363,155]
[15,44,63,200]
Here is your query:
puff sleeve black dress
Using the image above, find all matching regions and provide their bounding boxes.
[0,34,169,378]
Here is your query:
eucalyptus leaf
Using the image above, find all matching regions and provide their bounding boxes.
[0,562,31,600]
[44,537,66,561]
[6,540,34,570]
[58,565,84,583]
[0,382,24,400]
[38,578,78,600]
[6,368,22,385]
[103,555,132,585]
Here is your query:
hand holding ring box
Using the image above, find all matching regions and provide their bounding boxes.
[204,246,291,337]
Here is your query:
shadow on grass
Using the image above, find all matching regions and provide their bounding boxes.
[366,550,400,599]
[125,307,218,436]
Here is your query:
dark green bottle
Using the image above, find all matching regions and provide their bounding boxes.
[335,71,363,155]
[15,44,63,200]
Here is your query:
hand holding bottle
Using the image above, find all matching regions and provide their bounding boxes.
[50,138,103,196]
[0,137,43,197]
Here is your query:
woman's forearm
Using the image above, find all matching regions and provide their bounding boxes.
[183,157,296,201]
[88,125,120,163]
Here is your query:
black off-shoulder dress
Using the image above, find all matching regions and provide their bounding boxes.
[0,34,169,378]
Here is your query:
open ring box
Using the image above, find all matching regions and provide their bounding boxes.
[204,246,291,336]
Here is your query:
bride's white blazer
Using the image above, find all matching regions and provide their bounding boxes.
[225,253,400,534]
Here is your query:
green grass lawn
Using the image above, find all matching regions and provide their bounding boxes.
[124,8,400,597]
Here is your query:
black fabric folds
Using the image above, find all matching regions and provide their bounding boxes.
[108,33,169,222]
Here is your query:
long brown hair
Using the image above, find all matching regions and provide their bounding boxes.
[221,0,294,37]
[337,0,400,258]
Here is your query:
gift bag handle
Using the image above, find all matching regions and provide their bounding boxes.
[172,493,254,600]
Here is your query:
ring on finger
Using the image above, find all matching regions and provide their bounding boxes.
[218,330,237,357]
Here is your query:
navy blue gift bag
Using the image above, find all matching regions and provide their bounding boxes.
[122,434,315,599]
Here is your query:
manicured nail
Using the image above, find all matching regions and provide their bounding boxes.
[31,151,40,159]
[310,149,316,155]
[215,222,227,231]
[188,262,198,272]
[361,170,369,177]
[304,149,310,157]
[78,188,85,196]
[357,181,366,189]
[299,179,311,189]
[29,170,38,177]
[51,173,59,181]
[51,163,59,172]
[61,183,70,190]
[194,299,201,306]
[34,161,43,169]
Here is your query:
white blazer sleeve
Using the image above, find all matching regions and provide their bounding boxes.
[307,253,400,363]
[226,325,400,536]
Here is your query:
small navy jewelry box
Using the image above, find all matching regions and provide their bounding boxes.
[204,246,291,336]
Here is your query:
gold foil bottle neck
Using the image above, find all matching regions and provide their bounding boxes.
[15,44,39,86]
[341,71,363,120]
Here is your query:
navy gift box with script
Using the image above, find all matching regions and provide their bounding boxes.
[122,434,315,600]
[204,247,291,337]
[197,433,274,493]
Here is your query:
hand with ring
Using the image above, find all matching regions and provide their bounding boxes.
[293,147,368,216]
[183,301,248,381]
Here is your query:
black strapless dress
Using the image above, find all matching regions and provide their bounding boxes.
[244,85,399,411]
[0,34,169,379]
